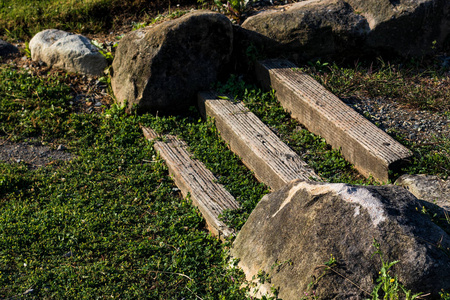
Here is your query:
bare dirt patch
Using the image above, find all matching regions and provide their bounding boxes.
[0,138,74,169]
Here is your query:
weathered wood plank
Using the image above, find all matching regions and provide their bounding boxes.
[198,91,321,191]
[142,127,239,240]
[255,59,413,183]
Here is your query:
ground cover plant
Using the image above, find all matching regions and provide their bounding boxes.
[0,66,259,299]
[0,66,73,142]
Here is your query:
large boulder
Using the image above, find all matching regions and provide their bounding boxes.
[240,0,369,61]
[0,39,19,58]
[110,11,233,113]
[29,29,107,76]
[395,174,450,211]
[231,179,450,299]
[345,0,450,56]
[240,0,450,60]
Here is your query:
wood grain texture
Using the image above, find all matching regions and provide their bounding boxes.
[142,127,239,240]
[198,92,321,191]
[255,59,413,182]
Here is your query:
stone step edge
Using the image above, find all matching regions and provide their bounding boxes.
[255,59,413,183]
[198,91,321,192]
[142,126,239,240]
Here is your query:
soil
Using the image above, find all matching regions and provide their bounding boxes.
[0,138,74,169]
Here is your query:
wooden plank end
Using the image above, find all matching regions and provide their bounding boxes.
[141,126,159,141]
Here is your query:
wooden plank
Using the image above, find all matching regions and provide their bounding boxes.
[198,91,321,191]
[255,59,413,183]
[142,127,239,240]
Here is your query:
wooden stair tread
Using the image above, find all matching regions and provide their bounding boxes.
[142,127,239,240]
[255,59,412,182]
[198,91,321,191]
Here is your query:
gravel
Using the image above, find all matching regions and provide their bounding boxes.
[342,96,450,144]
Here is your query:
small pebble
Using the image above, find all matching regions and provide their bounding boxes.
[63,251,73,257]
[23,288,34,295]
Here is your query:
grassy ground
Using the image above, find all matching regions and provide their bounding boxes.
[3,2,266,298]
[1,0,450,298]
[0,66,257,299]
[0,0,201,40]
[304,59,450,113]
[1,64,449,299]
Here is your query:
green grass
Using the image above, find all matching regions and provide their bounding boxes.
[0,66,256,299]
[397,135,450,179]
[305,59,450,112]
[1,0,114,40]
[0,67,73,142]
[0,0,204,41]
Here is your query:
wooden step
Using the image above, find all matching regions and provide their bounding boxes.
[255,59,413,183]
[142,127,239,240]
[198,91,321,191]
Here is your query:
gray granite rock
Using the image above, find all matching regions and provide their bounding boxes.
[241,0,369,61]
[346,0,450,56]
[395,174,450,211]
[29,29,107,76]
[231,179,450,299]
[240,0,450,60]
[110,11,233,113]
